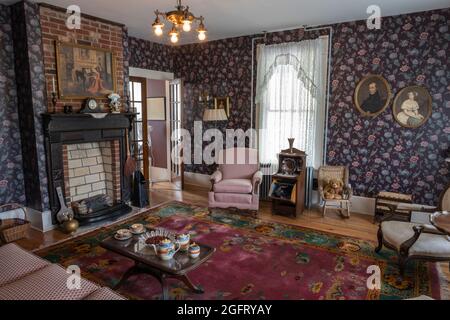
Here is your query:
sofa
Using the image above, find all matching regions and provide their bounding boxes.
[0,243,125,300]
[208,147,262,212]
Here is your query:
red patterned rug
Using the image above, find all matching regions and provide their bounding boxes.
[36,202,444,300]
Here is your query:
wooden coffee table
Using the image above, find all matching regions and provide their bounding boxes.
[101,235,215,300]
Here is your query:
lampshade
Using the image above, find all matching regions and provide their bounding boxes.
[203,109,228,122]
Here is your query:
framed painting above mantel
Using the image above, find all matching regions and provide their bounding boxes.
[55,41,116,99]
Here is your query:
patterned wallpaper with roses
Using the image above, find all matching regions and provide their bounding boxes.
[326,9,449,205]
[168,8,449,205]
[0,5,26,207]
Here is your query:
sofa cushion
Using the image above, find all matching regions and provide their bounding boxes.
[0,243,51,286]
[83,287,125,300]
[214,179,253,194]
[382,221,450,258]
[0,264,99,300]
[215,193,253,204]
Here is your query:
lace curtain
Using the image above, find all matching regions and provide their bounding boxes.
[256,37,328,168]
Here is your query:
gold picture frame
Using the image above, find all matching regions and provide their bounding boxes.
[354,74,391,117]
[214,96,230,117]
[56,41,117,99]
[392,85,432,128]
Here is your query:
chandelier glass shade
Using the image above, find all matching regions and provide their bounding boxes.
[152,0,207,43]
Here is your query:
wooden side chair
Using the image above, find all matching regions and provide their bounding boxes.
[375,211,450,276]
[318,166,352,218]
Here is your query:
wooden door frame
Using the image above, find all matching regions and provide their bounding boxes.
[129,76,149,182]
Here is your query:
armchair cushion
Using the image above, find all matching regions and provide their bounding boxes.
[381,221,450,258]
[213,179,253,194]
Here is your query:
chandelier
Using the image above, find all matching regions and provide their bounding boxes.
[152,0,207,43]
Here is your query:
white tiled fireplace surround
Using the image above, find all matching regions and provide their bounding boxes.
[62,141,121,205]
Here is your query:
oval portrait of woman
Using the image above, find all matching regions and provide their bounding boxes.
[354,74,392,117]
[393,86,432,128]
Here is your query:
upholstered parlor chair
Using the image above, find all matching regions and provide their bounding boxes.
[318,166,352,218]
[209,148,262,215]
[375,213,450,276]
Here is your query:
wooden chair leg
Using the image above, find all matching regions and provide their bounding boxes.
[398,255,408,277]
[375,224,383,253]
[346,202,350,218]
[322,203,326,217]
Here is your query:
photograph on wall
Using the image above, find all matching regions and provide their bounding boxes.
[56,42,116,98]
[214,96,230,117]
[393,86,432,128]
[354,74,391,117]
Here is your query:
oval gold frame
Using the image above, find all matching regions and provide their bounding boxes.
[354,74,392,117]
[392,85,432,129]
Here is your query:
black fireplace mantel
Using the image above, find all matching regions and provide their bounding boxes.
[42,112,137,225]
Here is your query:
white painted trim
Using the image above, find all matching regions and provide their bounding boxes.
[129,67,174,80]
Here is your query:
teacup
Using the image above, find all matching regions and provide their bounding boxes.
[177,233,190,252]
[130,223,144,234]
[188,242,200,259]
[116,229,131,239]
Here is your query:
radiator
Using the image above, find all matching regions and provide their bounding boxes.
[259,163,315,208]
[260,163,277,201]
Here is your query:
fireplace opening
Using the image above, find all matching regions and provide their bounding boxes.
[62,140,125,222]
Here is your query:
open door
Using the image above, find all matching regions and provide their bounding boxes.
[169,79,184,189]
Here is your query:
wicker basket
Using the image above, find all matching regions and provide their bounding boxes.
[0,204,30,243]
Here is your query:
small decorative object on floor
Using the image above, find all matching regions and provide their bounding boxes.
[189,242,201,259]
[0,204,30,243]
[108,93,122,113]
[62,216,79,235]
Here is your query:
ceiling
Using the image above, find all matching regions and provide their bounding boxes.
[1,0,449,44]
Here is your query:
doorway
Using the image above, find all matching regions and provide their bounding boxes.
[129,68,183,192]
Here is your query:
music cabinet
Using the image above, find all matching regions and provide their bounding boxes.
[269,146,307,217]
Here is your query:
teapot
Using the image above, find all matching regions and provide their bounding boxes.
[176,233,190,252]
[150,238,180,260]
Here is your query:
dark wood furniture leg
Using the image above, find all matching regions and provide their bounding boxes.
[173,274,204,294]
[114,263,204,300]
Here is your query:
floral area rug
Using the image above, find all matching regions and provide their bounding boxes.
[36,202,442,300]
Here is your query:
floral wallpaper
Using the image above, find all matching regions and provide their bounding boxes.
[169,9,449,205]
[11,0,50,212]
[326,9,449,205]
[129,36,174,72]
[0,5,26,209]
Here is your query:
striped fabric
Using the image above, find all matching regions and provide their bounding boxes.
[83,287,125,300]
[0,243,50,286]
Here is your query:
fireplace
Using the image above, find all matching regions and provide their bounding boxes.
[43,113,134,225]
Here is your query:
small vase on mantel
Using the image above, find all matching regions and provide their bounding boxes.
[288,138,295,154]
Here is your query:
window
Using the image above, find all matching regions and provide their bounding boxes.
[256,37,328,168]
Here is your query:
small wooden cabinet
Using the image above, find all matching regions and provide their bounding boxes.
[269,147,307,217]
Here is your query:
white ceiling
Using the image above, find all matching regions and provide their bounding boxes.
[2,0,449,44]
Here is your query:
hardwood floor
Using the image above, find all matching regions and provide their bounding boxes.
[15,182,449,294]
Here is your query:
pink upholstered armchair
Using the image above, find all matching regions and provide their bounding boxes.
[208,148,262,213]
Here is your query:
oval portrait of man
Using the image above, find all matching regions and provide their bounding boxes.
[393,86,432,128]
[354,74,391,117]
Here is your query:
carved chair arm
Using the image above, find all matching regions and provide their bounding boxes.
[399,225,424,257]
[252,171,263,195]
